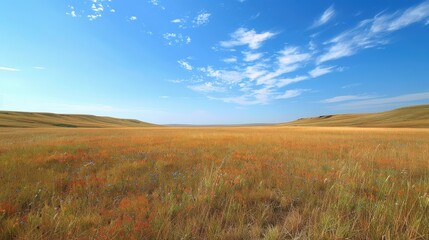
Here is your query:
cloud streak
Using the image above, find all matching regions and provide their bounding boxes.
[312,5,335,28]
[178,60,193,71]
[0,67,19,71]
[220,28,277,50]
[341,92,429,107]
[193,11,211,27]
[318,1,429,63]
[322,95,376,103]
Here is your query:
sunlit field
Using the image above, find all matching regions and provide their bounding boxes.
[1,127,428,239]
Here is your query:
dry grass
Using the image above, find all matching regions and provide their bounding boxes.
[0,111,156,128]
[284,104,429,128]
[0,126,428,239]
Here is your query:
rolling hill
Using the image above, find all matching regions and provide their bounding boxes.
[284,104,429,128]
[0,111,157,128]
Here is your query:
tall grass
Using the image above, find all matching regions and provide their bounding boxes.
[0,127,428,239]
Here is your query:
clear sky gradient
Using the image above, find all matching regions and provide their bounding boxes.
[1,0,429,124]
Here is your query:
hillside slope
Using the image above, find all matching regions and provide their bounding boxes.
[0,111,157,128]
[284,104,429,128]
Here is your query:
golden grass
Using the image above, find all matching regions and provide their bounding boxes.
[0,111,156,128]
[0,126,428,239]
[284,104,429,128]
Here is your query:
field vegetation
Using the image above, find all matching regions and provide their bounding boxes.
[0,112,155,128]
[1,127,429,239]
[285,104,429,128]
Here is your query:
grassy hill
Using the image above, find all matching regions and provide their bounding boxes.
[284,104,429,128]
[0,111,157,128]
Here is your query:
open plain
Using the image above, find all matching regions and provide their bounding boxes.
[1,126,428,239]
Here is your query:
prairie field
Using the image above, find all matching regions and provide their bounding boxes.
[0,127,429,239]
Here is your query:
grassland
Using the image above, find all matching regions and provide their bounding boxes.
[284,104,429,128]
[1,126,428,239]
[0,111,156,128]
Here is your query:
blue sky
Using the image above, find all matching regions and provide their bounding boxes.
[1,0,429,124]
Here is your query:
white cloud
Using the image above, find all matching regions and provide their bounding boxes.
[384,2,429,31]
[318,1,429,63]
[193,11,211,26]
[149,0,159,6]
[312,5,335,28]
[276,89,308,99]
[168,79,185,84]
[341,91,429,107]
[200,66,245,84]
[129,16,137,21]
[243,51,263,62]
[65,1,116,21]
[66,5,77,17]
[276,76,308,88]
[278,47,311,67]
[256,46,311,85]
[0,66,19,71]
[178,60,193,71]
[322,95,376,103]
[245,64,267,80]
[148,0,165,9]
[251,13,260,20]
[33,67,45,70]
[308,66,334,78]
[189,82,224,92]
[160,96,169,99]
[342,83,361,89]
[220,28,277,50]
[171,18,183,23]
[210,87,275,105]
[87,1,105,21]
[163,33,191,46]
[223,57,237,63]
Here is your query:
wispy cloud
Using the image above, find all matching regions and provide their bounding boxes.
[220,28,277,50]
[171,18,183,23]
[187,42,314,105]
[223,57,237,63]
[181,2,429,106]
[0,66,19,71]
[342,83,361,89]
[149,0,159,6]
[66,5,77,17]
[193,11,211,27]
[168,79,185,84]
[33,67,45,70]
[278,47,311,67]
[276,89,308,99]
[88,1,105,21]
[67,0,115,20]
[318,1,429,63]
[341,91,429,107]
[276,76,308,88]
[199,66,245,84]
[178,60,193,71]
[163,33,191,46]
[322,95,376,103]
[312,5,335,28]
[129,16,137,21]
[308,66,334,78]
[243,51,263,62]
[188,82,224,93]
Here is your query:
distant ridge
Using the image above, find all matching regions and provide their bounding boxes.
[0,111,157,128]
[283,104,429,128]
